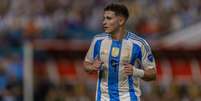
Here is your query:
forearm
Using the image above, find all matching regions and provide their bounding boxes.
[141,68,156,81]
[83,61,97,73]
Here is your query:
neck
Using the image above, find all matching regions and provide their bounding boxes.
[111,27,126,40]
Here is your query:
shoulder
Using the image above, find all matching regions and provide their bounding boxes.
[93,32,110,41]
[126,32,150,47]
[126,32,151,52]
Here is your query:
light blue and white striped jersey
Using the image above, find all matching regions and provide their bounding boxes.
[85,32,156,101]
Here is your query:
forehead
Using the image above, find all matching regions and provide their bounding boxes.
[104,11,116,17]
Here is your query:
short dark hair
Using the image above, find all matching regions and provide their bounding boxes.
[104,3,129,20]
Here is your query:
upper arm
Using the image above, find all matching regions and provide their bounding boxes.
[85,38,96,63]
[140,42,157,80]
[140,40,156,70]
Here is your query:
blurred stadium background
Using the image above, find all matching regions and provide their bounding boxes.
[0,0,201,101]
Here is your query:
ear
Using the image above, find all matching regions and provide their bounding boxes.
[119,16,125,26]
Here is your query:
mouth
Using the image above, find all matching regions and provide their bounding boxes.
[104,26,108,30]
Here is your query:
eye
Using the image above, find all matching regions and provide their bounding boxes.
[106,16,112,20]
[102,16,112,21]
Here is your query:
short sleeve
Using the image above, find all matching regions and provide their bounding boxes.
[141,41,156,69]
[84,37,96,63]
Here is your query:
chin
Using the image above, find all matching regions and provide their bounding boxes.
[105,30,112,34]
[104,31,109,33]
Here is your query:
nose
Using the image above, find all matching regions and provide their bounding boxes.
[102,19,106,25]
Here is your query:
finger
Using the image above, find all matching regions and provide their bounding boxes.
[94,63,101,68]
[124,66,130,69]
[124,67,131,71]
[124,65,131,69]
[123,63,132,67]
[124,68,133,73]
[124,70,129,74]
[93,64,99,69]
[124,64,130,68]
[124,69,130,73]
[94,61,102,67]
[126,64,133,67]
[94,62,104,69]
[123,62,129,66]
[124,71,130,74]
[124,69,132,73]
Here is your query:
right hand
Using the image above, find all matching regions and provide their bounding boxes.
[91,58,103,71]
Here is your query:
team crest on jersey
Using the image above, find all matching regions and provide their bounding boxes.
[148,54,154,62]
[112,47,120,57]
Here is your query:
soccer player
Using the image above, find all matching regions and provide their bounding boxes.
[83,3,156,101]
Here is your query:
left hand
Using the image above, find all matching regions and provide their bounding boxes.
[123,63,134,76]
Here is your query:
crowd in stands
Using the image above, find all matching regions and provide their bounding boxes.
[0,0,200,40]
[0,49,22,101]
[0,0,201,101]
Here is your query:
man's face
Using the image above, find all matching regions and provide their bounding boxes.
[103,11,120,34]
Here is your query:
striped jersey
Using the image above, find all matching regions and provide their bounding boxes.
[85,32,156,101]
